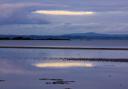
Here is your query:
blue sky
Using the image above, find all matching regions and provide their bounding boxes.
[0,0,128,35]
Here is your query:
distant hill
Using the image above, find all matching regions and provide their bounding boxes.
[0,32,128,40]
[60,32,128,40]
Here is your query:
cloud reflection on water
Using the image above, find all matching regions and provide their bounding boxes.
[33,61,94,68]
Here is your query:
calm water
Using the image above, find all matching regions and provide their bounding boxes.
[0,40,128,48]
[0,40,128,89]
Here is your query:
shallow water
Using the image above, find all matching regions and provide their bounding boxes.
[0,40,128,89]
[0,40,128,48]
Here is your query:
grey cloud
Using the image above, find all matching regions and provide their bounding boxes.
[0,3,57,25]
[0,0,128,34]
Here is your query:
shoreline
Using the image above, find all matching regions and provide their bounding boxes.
[0,46,128,50]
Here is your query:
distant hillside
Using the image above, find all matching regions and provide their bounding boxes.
[60,32,128,40]
[0,32,128,40]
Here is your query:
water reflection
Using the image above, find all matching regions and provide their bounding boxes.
[0,59,28,74]
[0,48,128,89]
[33,61,94,68]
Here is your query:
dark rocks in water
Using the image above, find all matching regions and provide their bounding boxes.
[39,78,74,89]
[0,80,5,82]
[39,78,75,85]
[52,80,75,85]
[45,80,74,85]
[66,81,75,83]
[52,81,67,85]
[39,78,63,81]
[46,82,52,84]
[39,78,49,80]
[65,88,71,89]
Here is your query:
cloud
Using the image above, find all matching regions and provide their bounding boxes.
[0,3,68,25]
[33,10,95,16]
[0,1,128,34]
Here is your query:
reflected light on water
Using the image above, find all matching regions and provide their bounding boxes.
[33,61,94,68]
[33,10,95,16]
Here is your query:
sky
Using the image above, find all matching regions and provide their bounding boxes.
[0,0,128,35]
